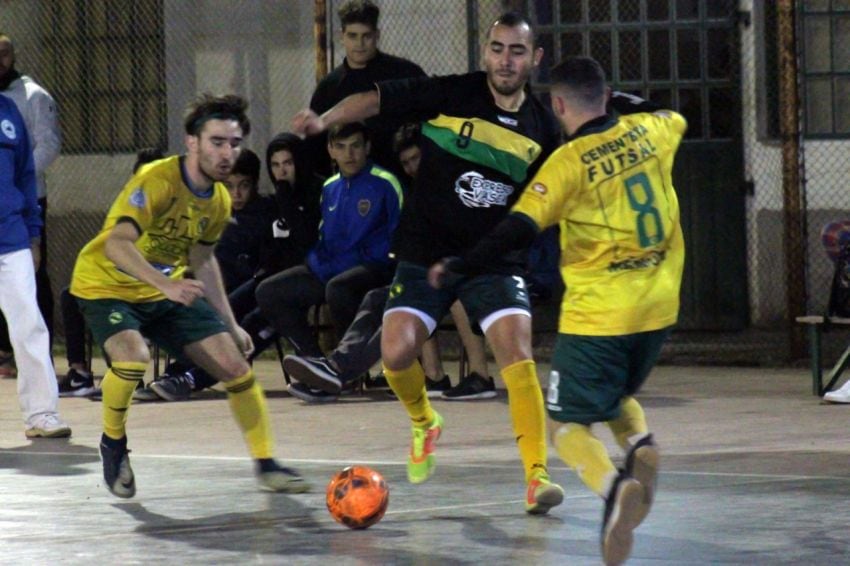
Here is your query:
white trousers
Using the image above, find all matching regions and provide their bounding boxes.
[0,248,58,423]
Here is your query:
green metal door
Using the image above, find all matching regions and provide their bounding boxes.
[532,0,748,329]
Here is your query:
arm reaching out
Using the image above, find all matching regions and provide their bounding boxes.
[291,90,381,137]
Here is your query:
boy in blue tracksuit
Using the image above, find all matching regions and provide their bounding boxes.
[0,94,71,437]
[257,121,402,357]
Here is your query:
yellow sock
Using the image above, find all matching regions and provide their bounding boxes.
[225,369,274,459]
[606,396,648,450]
[553,423,617,496]
[501,359,548,483]
[102,361,147,440]
[383,361,433,428]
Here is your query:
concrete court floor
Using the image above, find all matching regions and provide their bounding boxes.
[0,358,849,565]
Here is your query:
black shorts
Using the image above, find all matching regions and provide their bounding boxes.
[384,261,531,334]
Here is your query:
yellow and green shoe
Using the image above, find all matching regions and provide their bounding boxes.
[525,471,565,515]
[407,411,444,484]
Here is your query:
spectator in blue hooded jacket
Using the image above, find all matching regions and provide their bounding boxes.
[257,121,401,357]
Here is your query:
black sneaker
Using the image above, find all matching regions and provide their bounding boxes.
[288,381,339,403]
[624,434,659,508]
[99,433,136,498]
[90,379,144,402]
[364,373,390,389]
[149,372,194,402]
[58,368,97,397]
[256,458,311,493]
[441,372,497,400]
[601,472,646,566]
[282,355,342,394]
[425,375,452,398]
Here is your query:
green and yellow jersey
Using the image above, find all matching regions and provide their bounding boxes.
[71,155,231,302]
[513,110,687,335]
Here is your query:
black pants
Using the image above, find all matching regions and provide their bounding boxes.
[60,287,87,367]
[329,285,389,379]
[256,263,393,356]
[0,197,54,352]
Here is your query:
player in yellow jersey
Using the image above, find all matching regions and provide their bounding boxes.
[429,56,686,565]
[71,94,310,498]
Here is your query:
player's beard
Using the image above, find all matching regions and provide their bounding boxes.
[488,68,530,98]
[199,155,232,183]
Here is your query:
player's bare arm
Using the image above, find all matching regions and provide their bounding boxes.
[291,90,380,136]
[188,243,254,357]
[104,221,205,306]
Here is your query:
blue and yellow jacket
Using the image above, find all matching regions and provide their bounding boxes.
[306,161,403,282]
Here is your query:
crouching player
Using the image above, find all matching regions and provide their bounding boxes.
[70,94,310,498]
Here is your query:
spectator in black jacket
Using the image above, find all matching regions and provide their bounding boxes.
[305,0,426,177]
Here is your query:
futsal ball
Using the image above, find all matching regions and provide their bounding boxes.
[326,466,389,529]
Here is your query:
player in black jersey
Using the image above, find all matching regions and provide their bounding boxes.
[292,12,564,514]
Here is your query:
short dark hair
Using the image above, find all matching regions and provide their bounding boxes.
[328,121,370,143]
[338,0,379,30]
[550,56,607,107]
[183,93,251,137]
[488,11,537,46]
[392,123,421,155]
[230,148,261,186]
[132,147,165,173]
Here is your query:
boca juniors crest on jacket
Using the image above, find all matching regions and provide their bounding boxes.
[306,161,403,282]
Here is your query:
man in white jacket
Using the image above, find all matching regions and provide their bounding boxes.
[0,32,62,377]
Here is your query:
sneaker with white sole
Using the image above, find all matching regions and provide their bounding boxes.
[149,371,194,402]
[256,458,311,493]
[624,434,659,508]
[441,372,497,400]
[288,381,340,403]
[25,413,72,439]
[823,380,850,403]
[58,368,97,397]
[282,355,342,394]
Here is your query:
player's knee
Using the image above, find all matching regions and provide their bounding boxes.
[218,358,251,382]
[381,340,417,371]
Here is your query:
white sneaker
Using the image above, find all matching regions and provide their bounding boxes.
[823,381,850,403]
[25,413,72,438]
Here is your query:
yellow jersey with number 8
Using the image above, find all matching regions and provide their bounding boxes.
[513,111,687,335]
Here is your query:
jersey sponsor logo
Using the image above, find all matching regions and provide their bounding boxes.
[497,115,518,127]
[129,187,146,208]
[1,119,16,140]
[454,171,514,209]
[607,249,667,272]
[358,199,372,217]
[532,183,548,195]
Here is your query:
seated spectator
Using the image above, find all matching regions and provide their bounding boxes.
[58,147,165,397]
[140,134,321,401]
[256,122,402,359]
[283,123,536,402]
[821,221,850,403]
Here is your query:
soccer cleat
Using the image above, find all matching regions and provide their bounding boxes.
[624,434,659,510]
[441,372,497,400]
[25,413,72,439]
[823,380,850,403]
[58,368,97,397]
[149,371,194,402]
[601,472,646,566]
[288,381,340,403]
[408,411,444,484]
[525,473,565,515]
[100,434,136,498]
[282,355,342,394]
[256,459,311,493]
